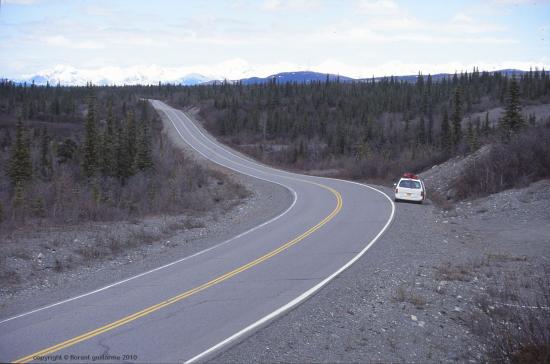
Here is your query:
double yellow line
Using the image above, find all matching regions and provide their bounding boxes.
[14,183,342,363]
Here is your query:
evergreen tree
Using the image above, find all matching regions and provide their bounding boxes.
[482,111,490,136]
[82,97,99,178]
[427,111,434,145]
[440,109,451,155]
[500,78,524,139]
[99,104,116,176]
[126,111,137,163]
[39,127,52,180]
[451,87,462,148]
[134,121,153,171]
[115,123,132,182]
[418,116,426,145]
[466,120,477,152]
[8,115,32,186]
[57,138,77,164]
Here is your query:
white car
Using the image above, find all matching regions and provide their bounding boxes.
[394,173,426,203]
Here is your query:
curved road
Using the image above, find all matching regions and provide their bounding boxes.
[0,101,394,363]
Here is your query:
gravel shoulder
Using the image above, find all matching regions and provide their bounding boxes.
[214,179,550,363]
[0,108,293,321]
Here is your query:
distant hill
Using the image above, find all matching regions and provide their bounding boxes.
[359,69,528,83]
[8,67,530,86]
[239,71,354,85]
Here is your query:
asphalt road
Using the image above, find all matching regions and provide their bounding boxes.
[0,101,394,363]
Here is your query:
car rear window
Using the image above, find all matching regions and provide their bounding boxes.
[399,179,421,189]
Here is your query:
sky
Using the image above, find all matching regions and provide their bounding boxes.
[1,0,549,81]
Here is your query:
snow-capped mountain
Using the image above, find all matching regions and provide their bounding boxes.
[17,65,214,86]
[12,65,530,87]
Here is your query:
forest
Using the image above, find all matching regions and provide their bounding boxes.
[0,82,245,231]
[158,69,550,193]
[2,68,550,231]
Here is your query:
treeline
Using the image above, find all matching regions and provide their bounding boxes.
[7,96,153,189]
[157,69,550,180]
[0,82,243,230]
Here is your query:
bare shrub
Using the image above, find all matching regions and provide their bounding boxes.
[75,245,108,263]
[10,249,31,260]
[453,126,550,199]
[166,218,205,232]
[394,285,428,308]
[468,273,550,364]
[128,227,161,246]
[435,261,472,282]
[429,190,454,210]
[53,258,64,272]
[0,269,20,285]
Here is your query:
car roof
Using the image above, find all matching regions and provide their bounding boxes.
[399,177,423,182]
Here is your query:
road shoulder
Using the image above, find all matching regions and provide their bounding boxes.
[214,181,550,363]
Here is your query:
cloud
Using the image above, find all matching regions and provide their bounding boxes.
[492,0,550,4]
[262,0,282,11]
[41,35,104,49]
[353,1,507,43]
[261,0,322,12]
[449,12,505,33]
[358,0,399,14]
[2,0,41,4]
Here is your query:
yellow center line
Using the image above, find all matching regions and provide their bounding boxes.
[13,182,343,364]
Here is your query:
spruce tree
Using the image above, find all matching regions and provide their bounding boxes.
[451,87,462,148]
[427,111,434,145]
[115,124,132,183]
[418,116,426,145]
[39,127,52,180]
[482,111,490,136]
[467,120,478,152]
[500,78,524,139]
[134,121,153,171]
[100,105,116,177]
[82,97,99,178]
[126,111,137,163]
[440,109,451,155]
[8,115,32,186]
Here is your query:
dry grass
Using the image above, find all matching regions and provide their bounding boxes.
[468,272,550,364]
[487,253,528,263]
[435,261,473,282]
[0,268,20,285]
[165,218,205,233]
[394,285,428,308]
[428,190,455,211]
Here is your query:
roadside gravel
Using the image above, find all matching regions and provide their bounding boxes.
[214,180,550,363]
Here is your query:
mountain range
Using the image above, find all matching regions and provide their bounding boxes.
[9,66,530,87]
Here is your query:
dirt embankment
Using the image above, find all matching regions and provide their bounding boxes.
[0,108,293,319]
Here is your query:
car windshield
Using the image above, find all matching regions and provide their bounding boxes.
[399,179,421,189]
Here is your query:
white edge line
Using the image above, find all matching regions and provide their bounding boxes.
[186,182,395,363]
[0,101,299,325]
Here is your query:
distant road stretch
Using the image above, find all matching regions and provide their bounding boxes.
[0,100,394,363]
